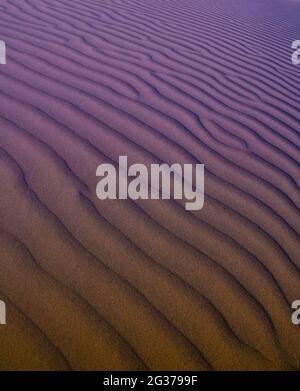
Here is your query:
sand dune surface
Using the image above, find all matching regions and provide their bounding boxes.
[0,0,299,371]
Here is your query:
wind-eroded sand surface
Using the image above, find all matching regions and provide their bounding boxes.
[0,0,299,370]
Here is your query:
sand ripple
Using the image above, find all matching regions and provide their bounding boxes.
[0,0,299,370]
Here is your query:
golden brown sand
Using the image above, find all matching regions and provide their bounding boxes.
[0,0,299,370]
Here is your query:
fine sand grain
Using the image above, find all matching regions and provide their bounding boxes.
[0,0,299,370]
